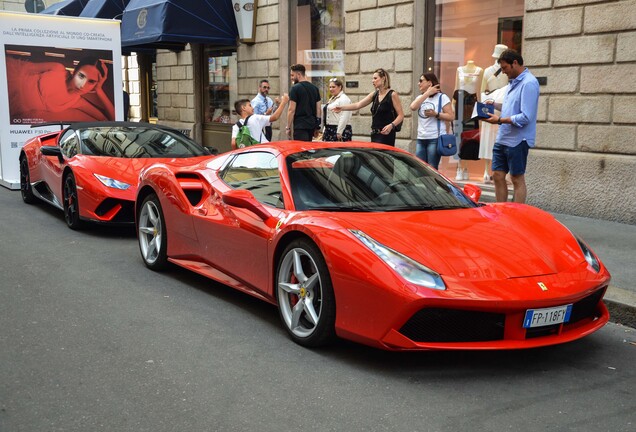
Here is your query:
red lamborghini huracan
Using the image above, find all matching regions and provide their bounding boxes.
[135,141,611,351]
[19,122,212,229]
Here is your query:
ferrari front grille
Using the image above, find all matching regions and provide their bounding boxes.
[399,308,505,343]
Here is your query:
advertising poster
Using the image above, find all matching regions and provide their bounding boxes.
[0,11,122,189]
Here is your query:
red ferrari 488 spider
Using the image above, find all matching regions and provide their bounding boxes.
[135,141,611,351]
[19,122,212,229]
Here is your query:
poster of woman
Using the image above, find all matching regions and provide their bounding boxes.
[5,45,115,125]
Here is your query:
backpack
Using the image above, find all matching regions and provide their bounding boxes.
[235,116,260,148]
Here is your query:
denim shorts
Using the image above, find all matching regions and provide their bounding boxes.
[492,141,529,175]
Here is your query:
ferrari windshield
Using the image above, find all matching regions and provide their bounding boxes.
[287,148,477,212]
[78,127,207,158]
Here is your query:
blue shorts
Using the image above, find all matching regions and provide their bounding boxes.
[492,141,529,176]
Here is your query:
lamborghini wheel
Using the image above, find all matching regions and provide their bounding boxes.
[63,172,83,230]
[276,238,336,347]
[20,157,36,204]
[137,194,168,270]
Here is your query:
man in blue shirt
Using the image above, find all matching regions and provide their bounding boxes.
[484,49,539,203]
[251,79,276,141]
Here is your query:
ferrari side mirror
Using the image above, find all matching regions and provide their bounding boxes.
[222,189,270,221]
[463,183,482,202]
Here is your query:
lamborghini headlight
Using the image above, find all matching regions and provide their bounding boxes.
[576,237,600,273]
[94,174,131,190]
[350,230,446,290]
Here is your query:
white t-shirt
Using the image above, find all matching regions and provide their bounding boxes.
[416,93,451,139]
[231,114,272,144]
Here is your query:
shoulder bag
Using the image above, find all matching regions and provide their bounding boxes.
[436,93,457,156]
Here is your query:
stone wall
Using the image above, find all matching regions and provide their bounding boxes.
[343,0,415,151]
[1,1,27,12]
[153,47,195,133]
[524,0,636,223]
[236,0,283,139]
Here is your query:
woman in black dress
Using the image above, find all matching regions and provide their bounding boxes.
[332,68,404,146]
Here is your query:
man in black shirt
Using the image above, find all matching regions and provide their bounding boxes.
[286,64,321,142]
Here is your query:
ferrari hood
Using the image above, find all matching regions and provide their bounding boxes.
[334,204,584,280]
[76,156,210,187]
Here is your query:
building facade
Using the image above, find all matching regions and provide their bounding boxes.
[2,0,635,224]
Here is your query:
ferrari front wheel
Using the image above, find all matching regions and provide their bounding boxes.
[137,194,168,270]
[276,239,336,347]
[63,172,83,230]
[20,157,36,204]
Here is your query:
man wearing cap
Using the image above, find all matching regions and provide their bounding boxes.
[484,49,539,204]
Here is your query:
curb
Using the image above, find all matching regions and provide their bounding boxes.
[605,286,636,329]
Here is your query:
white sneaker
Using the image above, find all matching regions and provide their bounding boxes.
[462,169,469,181]
[483,173,493,184]
[455,167,463,181]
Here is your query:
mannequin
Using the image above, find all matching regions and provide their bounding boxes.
[479,44,509,183]
[453,61,483,181]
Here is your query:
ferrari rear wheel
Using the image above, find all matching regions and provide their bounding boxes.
[63,172,83,230]
[137,194,168,270]
[276,239,336,347]
[20,157,36,204]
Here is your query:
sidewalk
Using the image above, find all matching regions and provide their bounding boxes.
[475,182,636,328]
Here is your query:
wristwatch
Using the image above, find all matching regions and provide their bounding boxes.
[497,117,502,125]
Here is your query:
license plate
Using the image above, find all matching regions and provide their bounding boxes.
[523,304,573,328]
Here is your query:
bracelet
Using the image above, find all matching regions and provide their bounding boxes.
[435,113,440,119]
[390,122,395,129]
[497,117,502,125]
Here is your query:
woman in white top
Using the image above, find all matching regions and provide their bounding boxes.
[409,73,454,170]
[323,78,353,141]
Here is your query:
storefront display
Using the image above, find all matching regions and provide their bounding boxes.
[432,0,524,183]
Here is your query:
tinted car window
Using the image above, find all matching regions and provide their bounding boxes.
[221,152,283,209]
[78,127,207,158]
[287,148,477,211]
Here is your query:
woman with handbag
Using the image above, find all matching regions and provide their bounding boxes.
[332,68,404,146]
[409,73,454,169]
[323,78,353,141]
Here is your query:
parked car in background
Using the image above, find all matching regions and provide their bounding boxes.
[19,122,212,229]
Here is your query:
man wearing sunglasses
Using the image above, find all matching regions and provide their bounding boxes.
[251,79,277,141]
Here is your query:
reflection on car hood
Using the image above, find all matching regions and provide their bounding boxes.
[75,155,211,185]
[331,204,584,280]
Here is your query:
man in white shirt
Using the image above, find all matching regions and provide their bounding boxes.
[231,95,289,149]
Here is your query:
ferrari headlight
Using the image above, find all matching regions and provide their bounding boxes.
[350,230,446,290]
[94,174,131,190]
[576,237,600,273]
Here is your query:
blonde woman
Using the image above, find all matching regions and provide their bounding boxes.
[333,68,404,146]
[323,78,353,141]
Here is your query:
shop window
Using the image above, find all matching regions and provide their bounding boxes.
[427,0,524,183]
[295,0,346,101]
[204,49,237,126]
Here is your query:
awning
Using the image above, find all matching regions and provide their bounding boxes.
[121,0,238,50]
[40,0,89,16]
[80,0,130,19]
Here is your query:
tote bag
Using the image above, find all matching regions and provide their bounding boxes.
[436,94,457,156]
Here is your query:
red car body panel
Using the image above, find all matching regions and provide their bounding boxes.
[20,127,211,224]
[137,141,611,350]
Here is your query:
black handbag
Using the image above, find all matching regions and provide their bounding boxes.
[435,94,457,156]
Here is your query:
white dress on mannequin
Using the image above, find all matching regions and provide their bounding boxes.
[453,61,483,181]
[478,62,509,160]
